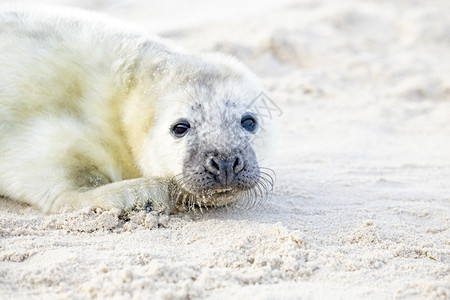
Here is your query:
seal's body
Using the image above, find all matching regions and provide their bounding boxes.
[0,6,275,213]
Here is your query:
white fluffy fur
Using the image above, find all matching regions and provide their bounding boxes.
[0,5,275,213]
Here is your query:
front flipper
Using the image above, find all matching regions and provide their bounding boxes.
[53,177,175,214]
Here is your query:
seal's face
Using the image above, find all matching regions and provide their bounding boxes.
[175,101,261,202]
[139,54,275,208]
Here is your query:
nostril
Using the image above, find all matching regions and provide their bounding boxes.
[205,156,223,175]
[233,157,239,169]
[232,155,244,174]
[210,158,220,171]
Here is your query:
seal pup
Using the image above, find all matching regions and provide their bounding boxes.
[0,6,275,213]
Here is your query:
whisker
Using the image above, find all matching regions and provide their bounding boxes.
[260,174,275,192]
[260,167,276,180]
[252,179,266,200]
[183,86,198,104]
[197,194,203,213]
[164,98,192,109]
[260,171,275,184]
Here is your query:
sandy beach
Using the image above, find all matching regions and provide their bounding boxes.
[1,0,449,299]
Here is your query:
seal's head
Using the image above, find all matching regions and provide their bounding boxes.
[134,53,275,209]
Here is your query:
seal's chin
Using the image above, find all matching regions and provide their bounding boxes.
[213,188,234,196]
[171,184,248,209]
[207,187,248,205]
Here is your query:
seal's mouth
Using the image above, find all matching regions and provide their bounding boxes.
[184,186,240,200]
[214,189,233,196]
[170,167,275,212]
[169,184,244,210]
[170,181,272,212]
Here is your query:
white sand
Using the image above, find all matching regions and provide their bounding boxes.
[1,0,449,299]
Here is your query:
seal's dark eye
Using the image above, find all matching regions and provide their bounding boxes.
[241,114,258,133]
[171,120,190,138]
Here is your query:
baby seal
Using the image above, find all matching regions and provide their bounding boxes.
[0,6,275,214]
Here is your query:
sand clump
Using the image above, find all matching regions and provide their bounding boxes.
[39,207,170,233]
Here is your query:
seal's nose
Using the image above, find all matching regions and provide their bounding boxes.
[205,155,244,186]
